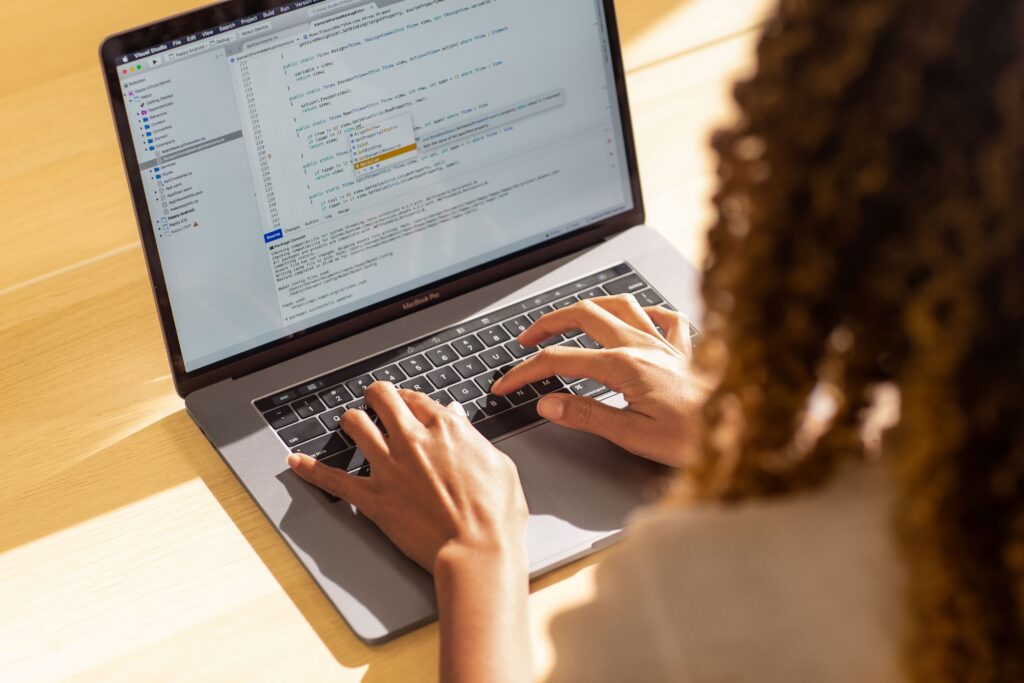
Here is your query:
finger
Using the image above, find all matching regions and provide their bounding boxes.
[644,307,692,355]
[341,407,389,462]
[518,300,643,349]
[586,295,661,337]
[536,393,650,447]
[399,388,446,426]
[364,381,422,438]
[448,400,468,419]
[493,347,621,395]
[287,454,375,512]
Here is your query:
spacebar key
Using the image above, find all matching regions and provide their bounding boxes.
[475,400,543,441]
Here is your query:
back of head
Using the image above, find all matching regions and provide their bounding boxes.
[694,0,1024,679]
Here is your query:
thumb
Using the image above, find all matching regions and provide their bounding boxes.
[537,393,643,447]
[287,453,373,513]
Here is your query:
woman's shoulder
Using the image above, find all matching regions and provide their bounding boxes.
[546,462,906,683]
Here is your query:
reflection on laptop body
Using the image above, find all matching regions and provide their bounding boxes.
[101,0,701,643]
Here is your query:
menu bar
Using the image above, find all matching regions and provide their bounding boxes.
[117,0,352,65]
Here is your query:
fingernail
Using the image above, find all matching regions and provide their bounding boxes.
[538,395,565,421]
[287,454,303,469]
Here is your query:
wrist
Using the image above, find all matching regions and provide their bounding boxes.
[434,534,528,580]
[433,534,533,683]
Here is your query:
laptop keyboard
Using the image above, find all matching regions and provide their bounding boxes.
[255,263,697,477]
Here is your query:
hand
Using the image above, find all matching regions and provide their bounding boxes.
[492,295,709,467]
[287,382,529,574]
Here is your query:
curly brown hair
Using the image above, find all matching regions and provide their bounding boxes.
[692,0,1024,679]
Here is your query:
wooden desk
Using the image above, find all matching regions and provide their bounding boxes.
[0,1,769,679]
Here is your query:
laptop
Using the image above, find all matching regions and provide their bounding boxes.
[101,0,702,644]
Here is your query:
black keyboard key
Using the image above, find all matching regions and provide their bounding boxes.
[560,339,582,349]
[578,287,606,300]
[538,334,565,349]
[427,366,460,389]
[292,432,348,459]
[430,390,455,407]
[278,419,327,447]
[400,376,434,393]
[507,385,538,406]
[481,347,514,369]
[320,385,353,408]
[293,396,326,419]
[475,369,505,394]
[690,323,701,339]
[604,274,646,296]
[399,355,431,377]
[453,336,485,357]
[450,380,484,403]
[477,394,512,416]
[263,406,298,430]
[319,407,352,434]
[531,377,562,395]
[528,305,554,322]
[578,334,602,350]
[345,374,374,398]
[426,345,458,367]
[564,329,583,339]
[503,316,532,337]
[454,356,487,379]
[553,296,578,310]
[321,448,363,472]
[475,400,543,440]
[505,339,532,359]
[569,379,611,399]
[478,325,511,347]
[346,398,379,424]
[373,365,406,384]
[463,401,487,423]
[346,449,370,475]
[634,289,664,307]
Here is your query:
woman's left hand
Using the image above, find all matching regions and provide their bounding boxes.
[288,382,534,683]
[287,381,529,574]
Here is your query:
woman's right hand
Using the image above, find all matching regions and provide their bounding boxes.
[492,295,709,468]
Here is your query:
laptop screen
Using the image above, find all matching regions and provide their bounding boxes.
[115,0,635,373]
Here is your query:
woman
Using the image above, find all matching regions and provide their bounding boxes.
[288,0,1024,680]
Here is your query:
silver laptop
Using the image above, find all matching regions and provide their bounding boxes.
[101,0,702,643]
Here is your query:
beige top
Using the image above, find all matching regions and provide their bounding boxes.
[546,464,905,683]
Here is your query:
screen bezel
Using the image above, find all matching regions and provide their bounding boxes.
[100,0,645,398]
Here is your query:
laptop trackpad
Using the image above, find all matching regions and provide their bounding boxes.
[499,406,670,571]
